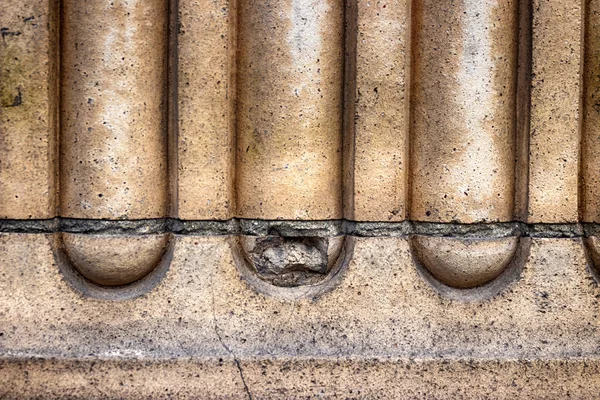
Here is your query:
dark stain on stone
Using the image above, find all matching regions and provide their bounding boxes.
[1,28,21,44]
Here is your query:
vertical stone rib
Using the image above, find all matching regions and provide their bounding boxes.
[1,0,58,219]
[177,0,236,220]
[409,0,523,290]
[234,0,352,293]
[60,0,170,287]
[583,0,600,277]
[348,0,411,222]
[582,0,600,223]
[236,0,344,220]
[411,0,518,224]
[528,0,581,223]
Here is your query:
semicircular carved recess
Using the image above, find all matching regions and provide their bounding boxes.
[56,0,172,294]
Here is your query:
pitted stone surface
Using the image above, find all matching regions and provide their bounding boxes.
[527,0,581,223]
[410,0,518,223]
[60,0,169,219]
[177,0,235,220]
[236,0,344,220]
[1,234,600,396]
[1,235,599,360]
[0,0,57,219]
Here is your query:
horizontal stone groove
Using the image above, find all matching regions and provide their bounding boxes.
[0,218,591,238]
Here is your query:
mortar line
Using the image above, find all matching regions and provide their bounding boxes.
[0,218,594,238]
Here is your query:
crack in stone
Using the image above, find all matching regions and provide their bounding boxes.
[210,274,253,400]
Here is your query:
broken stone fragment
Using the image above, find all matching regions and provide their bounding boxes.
[238,236,344,288]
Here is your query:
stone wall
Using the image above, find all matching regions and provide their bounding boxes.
[1,0,599,397]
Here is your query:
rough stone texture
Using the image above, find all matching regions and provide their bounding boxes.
[237,235,345,288]
[0,0,57,219]
[177,0,235,220]
[410,236,519,289]
[527,0,581,223]
[346,0,410,222]
[410,0,518,224]
[1,235,600,396]
[3,359,600,399]
[582,0,600,223]
[236,0,344,220]
[60,0,169,219]
[61,233,170,286]
[4,0,600,396]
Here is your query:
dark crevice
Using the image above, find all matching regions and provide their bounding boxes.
[0,218,594,238]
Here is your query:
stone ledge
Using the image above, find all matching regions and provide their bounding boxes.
[1,234,599,396]
[2,358,599,399]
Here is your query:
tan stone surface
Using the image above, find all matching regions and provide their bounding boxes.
[582,0,600,222]
[61,233,169,286]
[0,0,57,219]
[2,358,600,399]
[236,0,344,220]
[177,0,235,220]
[1,234,600,396]
[60,0,169,219]
[527,0,581,223]
[410,236,519,289]
[348,0,410,222]
[410,0,518,223]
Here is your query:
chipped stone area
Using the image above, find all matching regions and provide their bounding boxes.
[240,236,332,287]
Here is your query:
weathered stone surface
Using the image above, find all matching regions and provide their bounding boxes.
[4,0,600,397]
[61,233,170,286]
[347,0,410,222]
[410,0,518,224]
[237,236,343,287]
[410,236,519,289]
[527,0,581,223]
[0,0,58,219]
[236,0,344,220]
[2,358,600,399]
[1,234,600,396]
[60,0,169,219]
[582,0,600,223]
[177,0,235,220]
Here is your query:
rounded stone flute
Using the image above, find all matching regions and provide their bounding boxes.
[236,0,344,220]
[60,0,170,286]
[235,0,348,291]
[409,0,521,289]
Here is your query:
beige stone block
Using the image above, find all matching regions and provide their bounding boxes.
[177,0,235,220]
[1,235,600,396]
[347,0,410,222]
[58,0,171,287]
[60,0,169,219]
[236,0,344,220]
[2,358,600,398]
[0,0,58,219]
[527,0,581,223]
[410,0,518,224]
[582,0,600,222]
